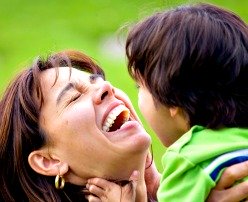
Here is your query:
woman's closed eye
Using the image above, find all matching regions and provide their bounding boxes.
[66,82,89,106]
[66,93,81,106]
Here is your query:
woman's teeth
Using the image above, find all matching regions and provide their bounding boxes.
[102,105,130,132]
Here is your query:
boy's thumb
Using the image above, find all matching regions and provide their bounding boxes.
[129,170,140,190]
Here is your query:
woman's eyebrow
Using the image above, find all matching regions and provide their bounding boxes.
[90,74,104,83]
[56,82,74,106]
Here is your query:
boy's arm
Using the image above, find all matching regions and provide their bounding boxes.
[159,150,248,202]
[158,151,214,202]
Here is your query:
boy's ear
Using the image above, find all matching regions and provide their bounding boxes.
[28,149,68,176]
[169,107,179,118]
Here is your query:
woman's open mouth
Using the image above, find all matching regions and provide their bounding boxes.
[102,105,130,132]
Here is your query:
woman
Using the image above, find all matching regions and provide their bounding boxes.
[0,50,151,201]
[0,50,248,202]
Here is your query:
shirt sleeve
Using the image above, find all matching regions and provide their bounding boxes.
[157,150,215,202]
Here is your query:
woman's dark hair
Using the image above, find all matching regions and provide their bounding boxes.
[0,50,104,201]
[126,3,248,128]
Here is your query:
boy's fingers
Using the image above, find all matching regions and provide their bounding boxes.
[88,178,114,191]
[85,194,101,202]
[88,178,107,185]
[86,184,105,197]
[129,170,140,190]
[129,170,140,182]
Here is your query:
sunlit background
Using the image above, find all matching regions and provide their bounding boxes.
[1,0,247,171]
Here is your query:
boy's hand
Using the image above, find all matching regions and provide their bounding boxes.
[86,170,139,202]
[144,151,161,201]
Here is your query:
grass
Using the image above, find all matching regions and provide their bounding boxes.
[0,0,247,171]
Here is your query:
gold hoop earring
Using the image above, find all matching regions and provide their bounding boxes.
[55,175,65,189]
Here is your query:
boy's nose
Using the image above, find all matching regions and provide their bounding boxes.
[93,81,115,104]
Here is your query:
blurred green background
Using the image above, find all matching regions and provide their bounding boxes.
[0,0,247,172]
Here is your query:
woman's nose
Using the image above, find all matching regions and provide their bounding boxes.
[93,81,115,104]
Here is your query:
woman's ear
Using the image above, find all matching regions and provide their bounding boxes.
[28,149,68,176]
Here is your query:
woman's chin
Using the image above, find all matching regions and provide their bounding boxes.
[106,121,151,152]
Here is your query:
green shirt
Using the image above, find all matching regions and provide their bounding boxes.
[157,125,248,201]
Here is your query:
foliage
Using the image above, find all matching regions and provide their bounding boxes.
[0,0,247,170]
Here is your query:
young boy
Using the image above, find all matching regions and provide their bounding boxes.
[86,3,248,201]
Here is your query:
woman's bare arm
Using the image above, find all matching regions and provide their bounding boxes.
[207,161,248,202]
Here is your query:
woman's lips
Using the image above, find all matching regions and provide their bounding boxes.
[102,105,130,132]
[103,120,147,144]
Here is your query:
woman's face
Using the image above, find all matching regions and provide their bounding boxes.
[39,67,151,184]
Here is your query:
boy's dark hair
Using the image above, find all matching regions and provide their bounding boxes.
[126,3,248,128]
